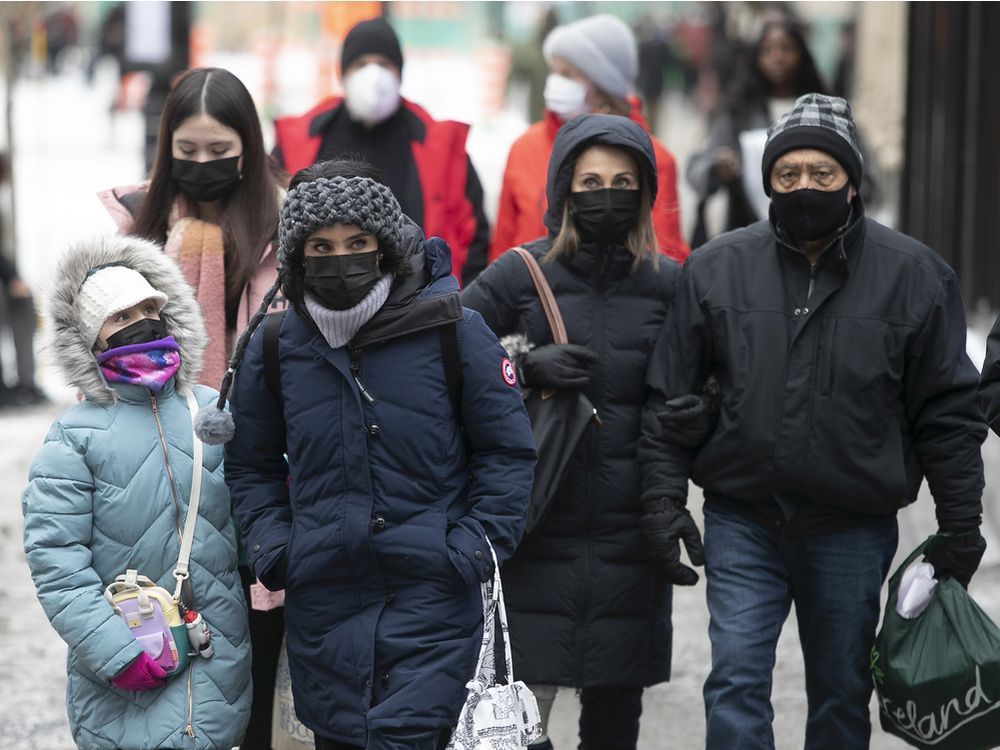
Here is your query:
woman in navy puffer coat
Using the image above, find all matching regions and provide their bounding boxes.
[208,159,536,750]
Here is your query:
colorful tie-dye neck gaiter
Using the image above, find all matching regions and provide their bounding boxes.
[97,336,181,393]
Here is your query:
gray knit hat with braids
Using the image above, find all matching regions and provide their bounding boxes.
[278,175,405,264]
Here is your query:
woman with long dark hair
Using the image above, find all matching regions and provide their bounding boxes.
[100,66,286,388]
[99,66,288,750]
[687,21,829,238]
[462,114,683,750]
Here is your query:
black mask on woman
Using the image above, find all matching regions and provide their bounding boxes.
[770,184,852,241]
[303,251,382,311]
[569,188,642,244]
[171,155,241,203]
[105,317,168,350]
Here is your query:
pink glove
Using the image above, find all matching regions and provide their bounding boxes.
[111,652,167,691]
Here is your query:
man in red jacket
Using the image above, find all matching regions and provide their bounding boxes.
[490,14,689,264]
[274,18,490,285]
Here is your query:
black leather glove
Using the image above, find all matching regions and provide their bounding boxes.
[658,395,715,448]
[519,344,598,389]
[924,529,987,589]
[639,497,705,585]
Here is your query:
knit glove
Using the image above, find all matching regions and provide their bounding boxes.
[111,651,167,691]
[519,344,598,390]
[640,498,705,586]
[924,528,987,589]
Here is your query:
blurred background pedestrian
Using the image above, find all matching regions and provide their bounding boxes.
[489,13,689,264]
[686,20,828,243]
[273,17,490,286]
[0,152,45,409]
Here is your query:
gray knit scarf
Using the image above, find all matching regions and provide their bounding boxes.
[304,273,394,350]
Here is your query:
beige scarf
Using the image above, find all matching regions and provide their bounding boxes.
[164,217,228,388]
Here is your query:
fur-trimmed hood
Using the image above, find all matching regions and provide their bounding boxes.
[45,235,206,404]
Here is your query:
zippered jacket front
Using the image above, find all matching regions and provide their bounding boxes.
[639,207,986,529]
[224,230,536,748]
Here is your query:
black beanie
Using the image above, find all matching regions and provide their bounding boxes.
[341,18,404,73]
[761,94,863,196]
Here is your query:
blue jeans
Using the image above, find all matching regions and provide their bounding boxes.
[702,506,898,750]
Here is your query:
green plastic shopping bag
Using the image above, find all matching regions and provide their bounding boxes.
[871,534,1000,750]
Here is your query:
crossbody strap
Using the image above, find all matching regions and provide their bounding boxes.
[173,388,204,602]
[511,247,568,345]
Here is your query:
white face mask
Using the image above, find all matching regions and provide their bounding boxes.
[544,73,590,122]
[344,63,401,126]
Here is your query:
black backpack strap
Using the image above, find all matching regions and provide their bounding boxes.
[438,322,463,419]
[262,311,285,403]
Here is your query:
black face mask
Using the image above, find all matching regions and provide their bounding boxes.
[105,317,168,350]
[171,155,241,203]
[771,184,852,241]
[303,251,382,311]
[568,188,642,244]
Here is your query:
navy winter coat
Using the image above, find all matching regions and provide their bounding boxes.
[462,115,682,688]
[225,232,536,749]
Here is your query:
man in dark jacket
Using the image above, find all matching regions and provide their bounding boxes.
[639,94,988,749]
[273,17,490,286]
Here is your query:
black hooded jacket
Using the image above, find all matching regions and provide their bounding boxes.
[639,202,985,535]
[462,115,681,687]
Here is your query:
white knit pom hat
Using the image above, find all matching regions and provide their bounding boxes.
[77,265,168,347]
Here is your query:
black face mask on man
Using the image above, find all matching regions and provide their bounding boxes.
[171,155,242,203]
[303,251,382,311]
[569,188,642,244]
[105,317,169,350]
[770,184,852,241]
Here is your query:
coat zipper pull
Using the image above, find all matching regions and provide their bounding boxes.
[348,348,377,405]
[591,408,604,430]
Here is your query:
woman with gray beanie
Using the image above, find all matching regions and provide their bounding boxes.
[490,13,688,264]
[196,159,537,750]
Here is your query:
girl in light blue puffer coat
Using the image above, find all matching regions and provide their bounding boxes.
[22,235,251,749]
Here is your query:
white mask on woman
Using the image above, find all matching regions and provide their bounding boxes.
[344,63,401,126]
[544,73,591,122]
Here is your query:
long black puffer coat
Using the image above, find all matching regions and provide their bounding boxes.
[462,115,681,687]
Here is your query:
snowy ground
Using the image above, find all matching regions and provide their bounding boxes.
[2,67,1000,749]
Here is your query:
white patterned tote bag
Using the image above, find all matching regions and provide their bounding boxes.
[447,539,543,750]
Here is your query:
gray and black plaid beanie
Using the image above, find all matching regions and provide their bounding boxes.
[277,176,405,265]
[761,93,863,196]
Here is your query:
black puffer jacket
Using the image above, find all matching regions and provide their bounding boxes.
[640,204,985,530]
[462,115,681,687]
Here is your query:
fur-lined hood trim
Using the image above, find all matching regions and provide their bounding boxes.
[45,234,205,404]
